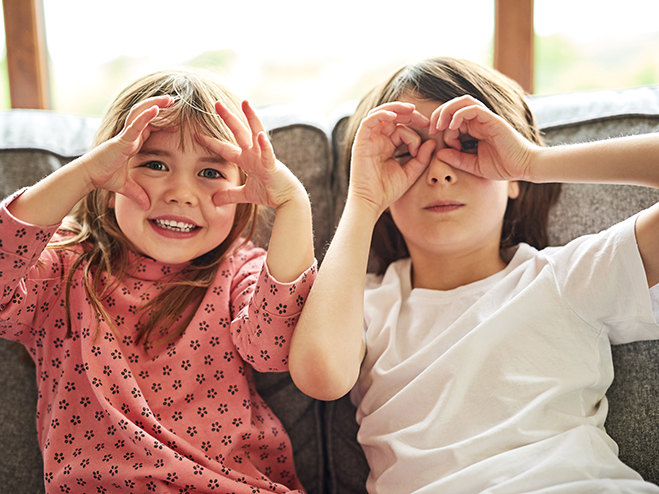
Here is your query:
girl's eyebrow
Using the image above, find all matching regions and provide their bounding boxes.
[199,149,231,165]
[200,156,231,165]
[135,148,229,165]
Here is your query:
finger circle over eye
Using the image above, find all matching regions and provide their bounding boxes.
[392,126,422,154]
[443,128,462,151]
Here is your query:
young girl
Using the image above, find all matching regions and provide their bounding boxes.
[289,57,659,493]
[0,69,316,493]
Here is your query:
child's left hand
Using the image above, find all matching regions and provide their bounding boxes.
[196,101,306,210]
[429,95,539,182]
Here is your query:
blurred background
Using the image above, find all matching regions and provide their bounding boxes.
[1,0,659,116]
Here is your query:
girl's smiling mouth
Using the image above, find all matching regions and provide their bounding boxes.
[150,218,200,234]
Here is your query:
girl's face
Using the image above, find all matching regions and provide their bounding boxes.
[389,94,519,264]
[111,129,241,265]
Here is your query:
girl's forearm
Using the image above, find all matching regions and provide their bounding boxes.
[7,158,95,226]
[530,133,659,188]
[289,195,378,401]
[265,191,315,283]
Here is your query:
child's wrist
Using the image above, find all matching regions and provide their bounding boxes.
[344,193,382,225]
[273,182,310,212]
[523,145,545,183]
[71,156,101,194]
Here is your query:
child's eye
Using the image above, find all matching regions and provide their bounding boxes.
[460,138,479,153]
[393,146,412,164]
[199,168,225,179]
[393,152,411,164]
[142,161,167,171]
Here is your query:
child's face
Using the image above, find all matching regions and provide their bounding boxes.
[111,129,241,264]
[389,94,519,261]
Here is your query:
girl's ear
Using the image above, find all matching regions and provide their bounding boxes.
[508,181,520,200]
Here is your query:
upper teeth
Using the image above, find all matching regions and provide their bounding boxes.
[154,219,196,232]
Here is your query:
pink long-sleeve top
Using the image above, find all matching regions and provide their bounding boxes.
[0,194,316,494]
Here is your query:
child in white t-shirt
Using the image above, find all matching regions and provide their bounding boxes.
[289,57,659,493]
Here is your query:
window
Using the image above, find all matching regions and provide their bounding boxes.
[534,0,659,94]
[40,0,494,115]
[2,0,658,113]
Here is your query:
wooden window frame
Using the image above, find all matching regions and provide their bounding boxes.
[3,0,50,109]
[494,0,535,94]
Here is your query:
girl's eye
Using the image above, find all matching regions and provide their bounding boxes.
[199,168,225,179]
[142,161,167,171]
[460,139,479,153]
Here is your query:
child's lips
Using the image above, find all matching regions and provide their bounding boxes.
[424,200,464,212]
[149,216,201,234]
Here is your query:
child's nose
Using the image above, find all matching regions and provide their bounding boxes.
[165,178,198,205]
[426,154,458,185]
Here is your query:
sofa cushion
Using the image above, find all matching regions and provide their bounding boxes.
[0,342,44,493]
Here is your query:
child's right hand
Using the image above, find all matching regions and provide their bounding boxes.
[80,95,174,209]
[6,96,174,227]
[349,102,436,215]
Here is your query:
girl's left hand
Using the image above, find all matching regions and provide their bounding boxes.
[429,95,538,182]
[197,101,306,210]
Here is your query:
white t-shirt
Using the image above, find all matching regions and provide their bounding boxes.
[352,216,659,494]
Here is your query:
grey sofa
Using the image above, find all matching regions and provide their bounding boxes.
[1,85,658,493]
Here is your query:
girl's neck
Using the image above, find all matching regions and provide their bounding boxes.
[409,244,508,291]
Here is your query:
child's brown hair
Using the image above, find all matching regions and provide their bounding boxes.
[51,69,258,349]
[343,57,561,274]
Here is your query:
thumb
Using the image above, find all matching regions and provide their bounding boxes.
[212,186,248,207]
[121,181,151,211]
[403,139,436,182]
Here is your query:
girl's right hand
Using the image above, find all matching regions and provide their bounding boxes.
[349,102,436,215]
[80,95,174,209]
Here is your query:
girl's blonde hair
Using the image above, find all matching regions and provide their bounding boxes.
[344,57,561,274]
[51,69,258,349]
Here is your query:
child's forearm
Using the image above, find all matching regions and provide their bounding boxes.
[289,195,377,401]
[265,190,315,283]
[7,157,95,226]
[530,133,659,188]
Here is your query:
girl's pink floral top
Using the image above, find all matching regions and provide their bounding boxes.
[0,193,316,494]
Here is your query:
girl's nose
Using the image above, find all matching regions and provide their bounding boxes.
[165,179,198,205]
[426,155,458,185]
